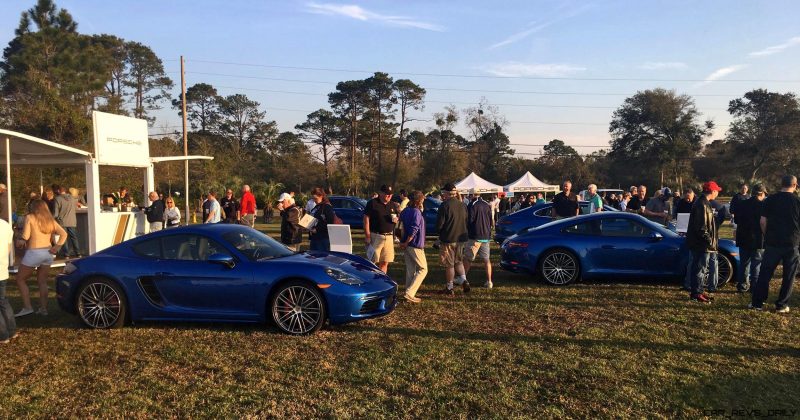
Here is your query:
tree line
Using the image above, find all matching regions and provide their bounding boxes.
[1,0,799,209]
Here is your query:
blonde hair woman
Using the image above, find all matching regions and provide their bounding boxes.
[14,199,67,317]
[163,196,181,228]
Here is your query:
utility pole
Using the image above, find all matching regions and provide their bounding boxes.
[180,56,190,225]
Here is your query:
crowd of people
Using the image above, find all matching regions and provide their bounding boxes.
[2,174,797,344]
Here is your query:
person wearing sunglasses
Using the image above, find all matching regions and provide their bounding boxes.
[163,197,181,228]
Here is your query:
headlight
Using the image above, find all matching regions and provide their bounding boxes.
[325,268,364,285]
[62,262,78,275]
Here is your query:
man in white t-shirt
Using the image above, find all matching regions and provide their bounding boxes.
[0,218,17,343]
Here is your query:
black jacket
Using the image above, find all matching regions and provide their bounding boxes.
[467,199,493,240]
[144,199,165,223]
[436,197,468,243]
[686,195,718,252]
[280,205,303,245]
[734,196,764,250]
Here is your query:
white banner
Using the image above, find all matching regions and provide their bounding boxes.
[92,111,150,167]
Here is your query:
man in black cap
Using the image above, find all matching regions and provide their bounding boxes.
[643,187,672,226]
[363,184,400,274]
[436,183,470,296]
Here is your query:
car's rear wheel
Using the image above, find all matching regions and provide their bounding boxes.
[716,253,733,287]
[76,278,127,329]
[539,249,580,286]
[271,280,326,335]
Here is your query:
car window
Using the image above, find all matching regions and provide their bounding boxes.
[534,207,552,217]
[338,199,360,210]
[161,234,231,261]
[222,229,295,261]
[600,218,651,237]
[133,238,161,259]
[329,198,342,208]
[562,220,599,235]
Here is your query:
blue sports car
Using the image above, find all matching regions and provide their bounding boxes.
[500,212,738,286]
[494,201,617,244]
[56,224,397,334]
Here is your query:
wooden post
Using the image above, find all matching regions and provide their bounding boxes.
[180,56,189,225]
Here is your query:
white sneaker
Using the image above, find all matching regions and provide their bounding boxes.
[776,306,790,313]
[454,275,466,286]
[36,307,48,316]
[484,281,493,289]
[14,308,33,318]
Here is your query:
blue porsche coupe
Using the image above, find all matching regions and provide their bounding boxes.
[494,201,617,244]
[500,212,739,286]
[56,224,397,334]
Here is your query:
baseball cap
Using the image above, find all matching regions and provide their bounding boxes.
[379,184,393,194]
[661,187,672,198]
[277,192,292,202]
[442,183,457,192]
[702,181,723,193]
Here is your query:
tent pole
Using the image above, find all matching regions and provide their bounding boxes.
[6,137,13,269]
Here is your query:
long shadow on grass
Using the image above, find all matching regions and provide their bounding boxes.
[350,325,800,359]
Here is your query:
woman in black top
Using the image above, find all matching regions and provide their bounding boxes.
[309,187,336,251]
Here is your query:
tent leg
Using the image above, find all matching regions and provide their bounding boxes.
[5,137,13,269]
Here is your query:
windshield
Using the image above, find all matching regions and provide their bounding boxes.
[222,229,295,261]
[355,197,368,207]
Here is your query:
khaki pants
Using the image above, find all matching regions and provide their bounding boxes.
[369,234,395,264]
[404,247,428,298]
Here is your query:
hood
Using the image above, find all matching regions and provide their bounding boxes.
[267,251,387,279]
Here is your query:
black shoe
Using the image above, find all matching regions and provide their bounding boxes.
[737,284,750,293]
[462,280,471,293]
[440,288,455,297]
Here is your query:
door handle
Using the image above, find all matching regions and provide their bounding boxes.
[601,245,615,250]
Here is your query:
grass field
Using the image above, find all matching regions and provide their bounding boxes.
[1,222,798,418]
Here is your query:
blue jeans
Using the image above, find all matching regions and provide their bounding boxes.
[689,250,711,296]
[706,252,718,292]
[752,246,798,310]
[61,226,81,257]
[309,238,330,252]
[738,247,763,290]
[0,281,16,341]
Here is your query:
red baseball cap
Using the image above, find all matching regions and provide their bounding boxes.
[702,181,723,192]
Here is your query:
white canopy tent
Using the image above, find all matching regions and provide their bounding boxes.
[454,172,503,194]
[1,112,212,269]
[504,171,560,194]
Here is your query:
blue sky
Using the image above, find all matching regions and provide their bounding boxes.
[2,0,800,159]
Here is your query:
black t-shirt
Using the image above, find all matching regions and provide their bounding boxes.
[552,192,579,217]
[219,196,240,223]
[763,191,800,247]
[674,198,695,215]
[363,198,398,234]
[627,195,650,211]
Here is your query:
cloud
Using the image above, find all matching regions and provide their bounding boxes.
[483,62,587,77]
[694,64,747,87]
[638,61,688,70]
[306,3,444,31]
[488,3,593,50]
[748,36,800,57]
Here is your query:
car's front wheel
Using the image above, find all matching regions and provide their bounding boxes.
[539,249,581,285]
[76,278,127,329]
[716,253,734,287]
[270,280,326,335]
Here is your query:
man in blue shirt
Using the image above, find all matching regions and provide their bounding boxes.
[399,191,427,303]
[464,194,494,288]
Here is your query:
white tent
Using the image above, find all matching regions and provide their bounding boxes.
[454,172,503,194]
[504,171,559,193]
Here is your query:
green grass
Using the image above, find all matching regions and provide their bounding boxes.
[1,222,798,418]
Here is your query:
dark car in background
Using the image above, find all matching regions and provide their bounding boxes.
[494,201,617,244]
[329,195,441,235]
[329,196,368,229]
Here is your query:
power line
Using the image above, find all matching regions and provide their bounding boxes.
[208,84,730,111]
[186,71,747,97]
[188,59,800,83]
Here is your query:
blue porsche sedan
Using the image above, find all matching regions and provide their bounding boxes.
[56,224,397,334]
[494,201,617,244]
[500,212,738,286]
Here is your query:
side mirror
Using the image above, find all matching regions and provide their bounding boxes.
[208,253,235,268]
[649,232,663,241]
